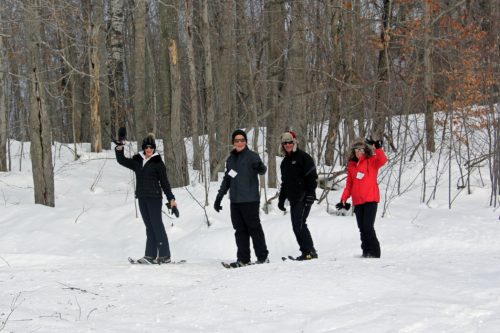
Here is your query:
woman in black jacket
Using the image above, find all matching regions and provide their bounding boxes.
[115,133,178,264]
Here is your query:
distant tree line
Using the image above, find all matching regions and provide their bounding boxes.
[0,0,498,207]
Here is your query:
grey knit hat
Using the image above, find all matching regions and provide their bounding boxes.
[280,131,298,154]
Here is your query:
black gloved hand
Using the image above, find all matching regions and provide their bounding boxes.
[113,126,127,146]
[366,137,383,149]
[277,199,286,212]
[335,202,351,211]
[365,138,375,146]
[214,195,223,213]
[304,194,316,207]
[166,202,180,218]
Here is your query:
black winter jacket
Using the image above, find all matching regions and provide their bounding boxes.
[115,148,175,201]
[217,147,266,203]
[279,148,318,204]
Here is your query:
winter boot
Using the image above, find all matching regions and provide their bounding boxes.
[156,256,171,264]
[228,260,251,268]
[136,256,156,264]
[255,257,270,264]
[295,251,318,261]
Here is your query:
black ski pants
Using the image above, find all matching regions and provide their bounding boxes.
[354,202,381,258]
[290,200,316,254]
[230,202,269,263]
[138,198,170,258]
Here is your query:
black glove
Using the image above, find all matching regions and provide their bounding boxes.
[365,137,383,149]
[304,194,316,206]
[214,194,223,213]
[277,199,286,212]
[113,126,127,146]
[166,202,180,218]
[365,138,375,146]
[335,202,351,210]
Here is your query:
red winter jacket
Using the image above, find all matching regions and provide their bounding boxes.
[341,148,388,206]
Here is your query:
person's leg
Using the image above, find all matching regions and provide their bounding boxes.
[290,201,316,255]
[362,202,380,258]
[241,202,269,262]
[145,198,170,258]
[138,198,157,258]
[230,203,251,263]
[354,204,368,257]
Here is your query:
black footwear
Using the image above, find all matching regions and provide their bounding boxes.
[229,260,251,268]
[255,257,270,264]
[362,253,380,258]
[295,251,318,261]
[136,256,156,264]
[156,256,171,264]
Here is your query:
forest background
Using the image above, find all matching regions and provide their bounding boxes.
[0,0,498,209]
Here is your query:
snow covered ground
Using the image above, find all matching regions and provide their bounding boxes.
[1,141,500,332]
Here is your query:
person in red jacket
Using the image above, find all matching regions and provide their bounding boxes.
[338,138,388,258]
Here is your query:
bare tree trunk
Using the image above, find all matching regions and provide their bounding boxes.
[159,0,189,187]
[169,39,189,187]
[214,0,235,173]
[201,0,218,181]
[284,1,307,142]
[109,0,125,130]
[25,0,55,207]
[372,0,392,140]
[89,14,102,153]
[235,1,260,149]
[324,0,342,166]
[92,0,111,150]
[235,0,250,128]
[265,0,286,188]
[0,15,7,171]
[133,0,147,143]
[423,0,436,152]
[185,0,201,170]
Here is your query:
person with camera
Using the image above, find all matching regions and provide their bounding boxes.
[214,129,269,268]
[278,131,319,261]
[338,138,387,258]
[115,133,178,264]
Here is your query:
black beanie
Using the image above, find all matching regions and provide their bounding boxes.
[141,134,156,150]
[231,129,247,142]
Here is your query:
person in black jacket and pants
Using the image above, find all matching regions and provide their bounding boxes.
[278,131,318,260]
[214,129,269,267]
[115,133,178,264]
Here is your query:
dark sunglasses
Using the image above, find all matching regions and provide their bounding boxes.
[282,141,294,145]
[144,145,154,149]
[233,138,246,143]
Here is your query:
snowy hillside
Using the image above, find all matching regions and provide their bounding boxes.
[1,140,500,332]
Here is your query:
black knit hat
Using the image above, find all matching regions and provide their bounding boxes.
[141,133,156,150]
[231,129,247,142]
